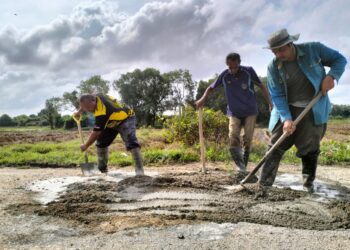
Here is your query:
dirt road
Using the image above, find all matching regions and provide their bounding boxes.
[1,163,350,249]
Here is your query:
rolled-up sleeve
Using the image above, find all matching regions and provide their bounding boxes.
[318,42,347,82]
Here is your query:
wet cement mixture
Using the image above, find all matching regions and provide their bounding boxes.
[6,168,350,236]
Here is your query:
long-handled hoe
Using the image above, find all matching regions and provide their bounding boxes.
[238,92,323,192]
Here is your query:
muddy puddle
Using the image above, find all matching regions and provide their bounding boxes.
[274,173,350,201]
[7,170,350,233]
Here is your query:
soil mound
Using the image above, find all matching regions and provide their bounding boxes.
[8,171,350,232]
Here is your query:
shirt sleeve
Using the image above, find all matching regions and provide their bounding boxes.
[209,71,225,89]
[93,115,108,131]
[249,67,262,85]
[267,62,292,122]
[317,42,347,82]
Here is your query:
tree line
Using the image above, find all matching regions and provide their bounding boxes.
[1,68,349,129]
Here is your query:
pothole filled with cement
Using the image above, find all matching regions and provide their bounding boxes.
[8,170,350,233]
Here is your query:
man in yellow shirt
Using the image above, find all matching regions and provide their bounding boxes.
[74,94,144,175]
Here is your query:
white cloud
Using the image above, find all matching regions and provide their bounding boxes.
[0,0,349,116]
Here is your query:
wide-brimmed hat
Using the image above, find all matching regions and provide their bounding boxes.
[264,28,300,49]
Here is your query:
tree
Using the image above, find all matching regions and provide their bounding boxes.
[78,75,109,94]
[331,104,350,118]
[196,76,227,113]
[13,115,30,126]
[38,97,61,129]
[164,69,196,115]
[0,114,16,126]
[113,68,172,126]
[26,114,41,126]
[255,77,270,125]
[61,75,109,111]
[61,90,80,111]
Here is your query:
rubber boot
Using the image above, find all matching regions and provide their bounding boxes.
[256,150,283,198]
[229,147,246,173]
[259,149,284,187]
[255,184,271,199]
[243,150,250,167]
[302,150,319,193]
[131,147,144,176]
[97,147,109,173]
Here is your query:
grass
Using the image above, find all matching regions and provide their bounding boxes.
[0,140,81,166]
[0,137,199,167]
[0,126,349,168]
[249,140,350,166]
[328,118,350,125]
[0,126,53,132]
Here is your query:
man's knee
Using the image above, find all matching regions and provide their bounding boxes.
[121,129,140,151]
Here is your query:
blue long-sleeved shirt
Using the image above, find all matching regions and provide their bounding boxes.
[267,42,347,131]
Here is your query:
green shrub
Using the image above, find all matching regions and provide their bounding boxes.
[319,140,350,165]
[63,115,89,130]
[144,148,199,165]
[165,106,229,145]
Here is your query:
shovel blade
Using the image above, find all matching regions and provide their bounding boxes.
[80,162,99,176]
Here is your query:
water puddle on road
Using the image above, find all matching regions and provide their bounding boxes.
[19,170,350,232]
[274,173,350,201]
[27,171,158,205]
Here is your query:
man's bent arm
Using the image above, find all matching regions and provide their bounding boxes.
[196,86,213,108]
[256,82,273,111]
[83,131,101,150]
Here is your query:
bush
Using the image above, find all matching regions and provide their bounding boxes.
[0,114,16,126]
[63,115,76,130]
[63,115,89,130]
[165,106,228,145]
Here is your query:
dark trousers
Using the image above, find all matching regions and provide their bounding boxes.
[95,116,140,150]
[259,106,327,186]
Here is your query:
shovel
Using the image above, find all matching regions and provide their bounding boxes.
[240,91,323,188]
[73,115,98,176]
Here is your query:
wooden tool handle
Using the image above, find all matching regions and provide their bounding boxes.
[198,107,206,173]
[75,118,89,163]
[241,92,323,185]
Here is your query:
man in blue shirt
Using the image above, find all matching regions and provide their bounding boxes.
[196,53,272,173]
[259,29,347,194]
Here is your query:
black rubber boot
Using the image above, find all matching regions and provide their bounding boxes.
[243,150,250,167]
[302,150,319,193]
[131,147,144,176]
[229,147,246,172]
[259,149,284,187]
[97,147,109,173]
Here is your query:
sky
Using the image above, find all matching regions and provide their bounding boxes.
[0,0,349,116]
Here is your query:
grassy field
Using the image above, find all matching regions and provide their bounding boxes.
[0,121,349,168]
[0,126,53,132]
[328,118,350,125]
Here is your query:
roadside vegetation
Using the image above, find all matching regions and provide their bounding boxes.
[1,71,349,169]
[1,111,349,168]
